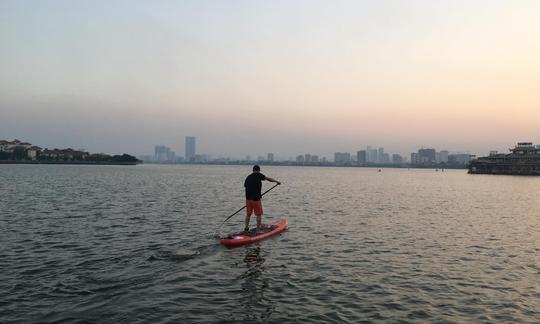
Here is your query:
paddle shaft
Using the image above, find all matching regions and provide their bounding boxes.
[220,183,280,226]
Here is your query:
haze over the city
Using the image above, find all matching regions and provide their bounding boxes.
[1,0,539,158]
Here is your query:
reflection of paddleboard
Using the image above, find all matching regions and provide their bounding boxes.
[220,219,288,247]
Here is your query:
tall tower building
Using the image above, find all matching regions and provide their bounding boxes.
[378,147,385,163]
[185,136,196,162]
[439,150,449,163]
[155,145,167,162]
[368,148,378,163]
[357,150,367,164]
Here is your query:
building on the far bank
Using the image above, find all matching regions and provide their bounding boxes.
[27,146,42,160]
[334,152,351,165]
[438,150,449,163]
[392,154,403,164]
[366,146,378,163]
[410,152,418,164]
[381,153,390,164]
[0,140,44,160]
[267,153,274,162]
[377,147,385,163]
[418,148,436,164]
[194,154,208,163]
[357,150,367,164]
[469,142,540,175]
[449,153,473,165]
[0,139,139,164]
[0,140,8,152]
[155,145,165,161]
[40,148,89,161]
[185,136,196,162]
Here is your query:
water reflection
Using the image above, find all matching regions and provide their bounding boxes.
[240,245,266,280]
[239,245,274,321]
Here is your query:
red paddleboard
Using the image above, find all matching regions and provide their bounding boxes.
[220,219,288,247]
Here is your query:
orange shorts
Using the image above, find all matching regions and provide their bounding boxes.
[246,200,263,216]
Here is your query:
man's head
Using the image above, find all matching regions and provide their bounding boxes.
[253,165,261,172]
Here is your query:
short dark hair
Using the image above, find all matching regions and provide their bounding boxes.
[253,165,260,171]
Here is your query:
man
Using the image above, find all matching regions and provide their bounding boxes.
[244,165,280,232]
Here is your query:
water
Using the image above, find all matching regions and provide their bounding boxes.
[1,164,539,323]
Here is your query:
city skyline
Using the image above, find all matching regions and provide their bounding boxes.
[142,135,477,164]
[2,1,540,157]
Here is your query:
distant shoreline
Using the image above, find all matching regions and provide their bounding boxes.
[0,160,139,166]
[0,160,469,169]
[142,161,468,170]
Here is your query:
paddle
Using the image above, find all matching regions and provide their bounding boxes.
[214,183,280,236]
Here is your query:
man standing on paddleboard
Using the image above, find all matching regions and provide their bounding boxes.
[244,165,280,232]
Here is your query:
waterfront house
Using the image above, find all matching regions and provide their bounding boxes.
[27,146,42,160]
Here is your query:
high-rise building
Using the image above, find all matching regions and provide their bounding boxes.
[267,153,274,162]
[392,154,403,164]
[366,146,378,163]
[334,152,351,164]
[439,150,449,163]
[304,154,311,163]
[366,146,372,162]
[154,145,168,162]
[357,150,367,164]
[418,148,436,164]
[154,145,176,162]
[185,136,196,162]
[167,150,176,162]
[378,147,385,163]
[410,152,418,164]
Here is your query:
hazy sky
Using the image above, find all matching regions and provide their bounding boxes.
[1,0,539,159]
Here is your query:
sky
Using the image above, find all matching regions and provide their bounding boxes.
[1,0,539,159]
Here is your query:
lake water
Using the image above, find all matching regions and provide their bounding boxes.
[1,164,539,323]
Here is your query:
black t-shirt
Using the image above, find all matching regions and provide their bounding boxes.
[244,172,266,200]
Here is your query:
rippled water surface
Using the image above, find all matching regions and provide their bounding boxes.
[1,164,539,323]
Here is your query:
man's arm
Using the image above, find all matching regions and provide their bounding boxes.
[265,177,281,185]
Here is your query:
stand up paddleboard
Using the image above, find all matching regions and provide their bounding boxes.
[220,219,288,247]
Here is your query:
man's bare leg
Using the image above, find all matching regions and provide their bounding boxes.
[245,214,251,231]
[256,214,262,231]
